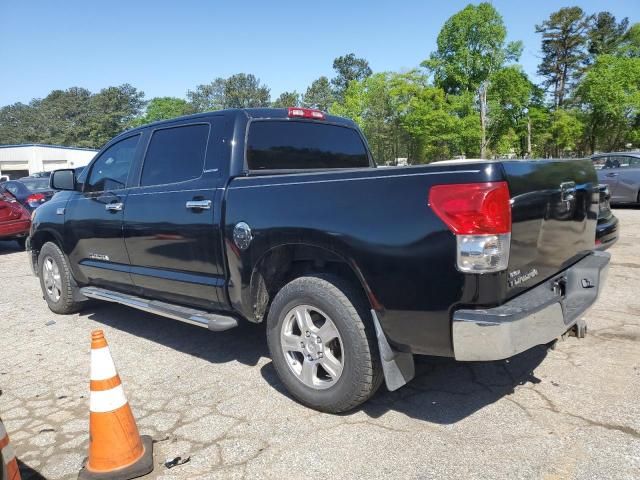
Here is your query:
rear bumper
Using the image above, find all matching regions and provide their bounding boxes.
[452,251,610,361]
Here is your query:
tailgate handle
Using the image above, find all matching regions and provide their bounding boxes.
[560,181,576,203]
[605,172,619,177]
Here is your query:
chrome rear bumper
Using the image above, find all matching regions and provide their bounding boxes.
[452,251,610,361]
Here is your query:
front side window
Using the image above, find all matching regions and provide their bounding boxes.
[247,121,370,170]
[86,135,140,193]
[140,124,209,187]
[592,157,607,170]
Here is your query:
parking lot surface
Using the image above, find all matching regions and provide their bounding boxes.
[0,209,638,480]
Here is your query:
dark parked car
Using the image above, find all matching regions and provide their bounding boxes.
[592,152,640,204]
[0,191,31,248]
[22,171,52,179]
[0,178,56,212]
[29,108,609,412]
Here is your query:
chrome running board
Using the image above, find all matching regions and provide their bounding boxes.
[80,286,239,331]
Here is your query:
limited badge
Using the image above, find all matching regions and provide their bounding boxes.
[508,268,539,288]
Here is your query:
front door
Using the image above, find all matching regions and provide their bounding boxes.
[614,156,640,203]
[65,134,142,291]
[123,122,226,310]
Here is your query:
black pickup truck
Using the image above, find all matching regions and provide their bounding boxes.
[29,108,610,413]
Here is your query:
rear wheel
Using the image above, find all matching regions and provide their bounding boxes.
[38,241,84,314]
[266,274,382,413]
[15,237,26,250]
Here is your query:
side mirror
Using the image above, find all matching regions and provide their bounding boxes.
[50,169,77,191]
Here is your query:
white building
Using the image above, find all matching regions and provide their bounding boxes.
[0,144,97,179]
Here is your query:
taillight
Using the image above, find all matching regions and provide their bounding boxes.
[429,182,512,273]
[27,193,46,207]
[287,107,325,120]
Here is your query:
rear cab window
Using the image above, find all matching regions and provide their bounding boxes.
[246,120,370,171]
[140,123,210,187]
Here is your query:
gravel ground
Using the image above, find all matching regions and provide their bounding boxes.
[0,209,638,480]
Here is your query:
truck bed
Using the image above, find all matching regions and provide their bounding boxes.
[224,159,598,356]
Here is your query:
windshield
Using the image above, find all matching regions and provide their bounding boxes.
[20,178,51,192]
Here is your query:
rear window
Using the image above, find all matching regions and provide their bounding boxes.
[141,124,209,187]
[20,178,50,192]
[247,121,369,170]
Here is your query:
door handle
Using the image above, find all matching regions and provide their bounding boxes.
[605,173,619,177]
[186,200,212,210]
[105,202,123,212]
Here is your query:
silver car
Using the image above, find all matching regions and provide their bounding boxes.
[592,152,640,204]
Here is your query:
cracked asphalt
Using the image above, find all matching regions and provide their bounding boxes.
[1,209,639,480]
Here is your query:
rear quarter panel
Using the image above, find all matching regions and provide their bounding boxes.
[224,164,502,356]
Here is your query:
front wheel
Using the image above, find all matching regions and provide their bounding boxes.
[38,242,84,314]
[266,275,382,413]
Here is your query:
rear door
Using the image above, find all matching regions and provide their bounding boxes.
[123,120,227,310]
[614,155,640,203]
[593,156,619,195]
[64,133,142,290]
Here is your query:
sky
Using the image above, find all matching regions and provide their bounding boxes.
[1,0,638,106]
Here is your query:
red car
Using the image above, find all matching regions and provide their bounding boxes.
[0,191,31,249]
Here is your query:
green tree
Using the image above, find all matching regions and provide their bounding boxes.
[187,74,270,111]
[0,85,145,148]
[0,102,41,145]
[387,71,462,162]
[331,73,399,164]
[536,7,591,108]
[38,87,93,147]
[576,55,640,152]
[425,2,522,158]
[272,91,301,108]
[331,53,372,99]
[618,23,640,58]
[332,71,465,164]
[488,67,534,156]
[303,77,334,111]
[187,78,226,112]
[223,73,270,108]
[549,108,584,156]
[133,97,194,126]
[587,12,629,59]
[87,84,145,147]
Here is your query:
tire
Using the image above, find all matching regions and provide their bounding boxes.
[38,241,84,315]
[266,274,383,413]
[15,237,26,250]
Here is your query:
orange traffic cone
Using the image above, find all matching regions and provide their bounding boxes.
[78,330,153,480]
[0,419,21,480]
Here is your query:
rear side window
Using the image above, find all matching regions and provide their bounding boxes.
[141,124,209,186]
[247,121,369,170]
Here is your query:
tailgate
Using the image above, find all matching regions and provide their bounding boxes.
[502,159,598,297]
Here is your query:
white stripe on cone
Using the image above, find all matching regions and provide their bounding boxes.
[90,385,128,413]
[1,442,16,462]
[90,347,118,381]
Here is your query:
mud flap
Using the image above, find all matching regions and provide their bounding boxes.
[371,310,415,391]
